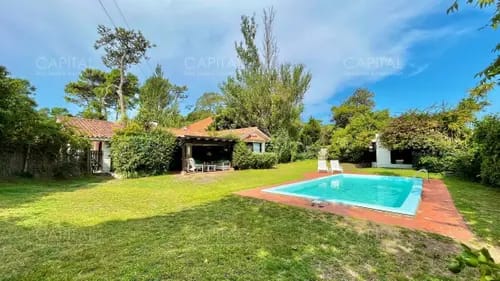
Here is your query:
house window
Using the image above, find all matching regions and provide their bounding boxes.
[252,142,262,153]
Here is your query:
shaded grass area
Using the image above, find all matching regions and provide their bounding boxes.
[0,196,476,280]
[444,177,500,246]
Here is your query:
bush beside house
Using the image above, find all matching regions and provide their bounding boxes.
[232,142,277,169]
[111,124,177,178]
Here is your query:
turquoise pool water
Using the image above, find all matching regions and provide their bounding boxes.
[264,174,423,215]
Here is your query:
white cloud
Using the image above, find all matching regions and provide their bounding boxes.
[0,0,462,118]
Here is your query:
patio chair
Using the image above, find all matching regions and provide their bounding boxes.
[330,160,343,173]
[318,160,328,173]
[188,158,204,172]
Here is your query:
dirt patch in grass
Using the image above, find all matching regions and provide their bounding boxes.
[173,171,232,184]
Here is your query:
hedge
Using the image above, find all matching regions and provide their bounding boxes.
[232,142,277,169]
[111,125,177,178]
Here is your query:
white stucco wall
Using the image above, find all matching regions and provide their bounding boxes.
[375,134,392,166]
[373,134,413,168]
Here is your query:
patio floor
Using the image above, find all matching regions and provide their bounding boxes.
[236,172,474,242]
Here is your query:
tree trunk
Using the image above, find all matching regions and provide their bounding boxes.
[118,56,127,122]
[118,75,126,121]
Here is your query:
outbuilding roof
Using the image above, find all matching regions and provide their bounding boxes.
[168,117,270,143]
[60,116,270,143]
[58,116,122,140]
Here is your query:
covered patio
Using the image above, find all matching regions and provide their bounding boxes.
[179,135,237,173]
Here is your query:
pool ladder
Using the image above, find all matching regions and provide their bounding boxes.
[414,169,429,181]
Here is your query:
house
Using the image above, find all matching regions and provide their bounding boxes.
[58,117,123,173]
[370,134,413,169]
[169,117,270,171]
[58,116,270,173]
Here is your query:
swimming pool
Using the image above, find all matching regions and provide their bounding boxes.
[263,174,423,215]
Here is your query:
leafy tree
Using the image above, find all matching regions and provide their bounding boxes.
[0,65,37,146]
[300,117,322,147]
[136,65,187,127]
[434,89,489,140]
[261,6,278,70]
[186,92,224,122]
[448,0,499,94]
[220,8,311,139]
[235,14,260,71]
[104,69,139,120]
[94,25,154,121]
[39,107,71,119]
[64,68,108,119]
[330,110,390,162]
[0,66,88,176]
[268,129,300,163]
[381,88,489,167]
[297,118,326,161]
[65,68,138,120]
[331,88,375,128]
[328,89,389,162]
[319,124,335,146]
[381,111,450,154]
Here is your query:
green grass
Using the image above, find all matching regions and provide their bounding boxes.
[0,160,486,280]
[0,161,314,227]
[341,163,443,179]
[444,177,500,246]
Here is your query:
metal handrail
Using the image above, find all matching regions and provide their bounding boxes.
[414,168,429,181]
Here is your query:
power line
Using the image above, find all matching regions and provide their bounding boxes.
[96,0,148,77]
[111,0,154,74]
[112,0,131,29]
[97,0,117,28]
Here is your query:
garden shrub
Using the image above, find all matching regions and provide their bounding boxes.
[232,142,253,169]
[249,153,278,169]
[232,142,277,169]
[111,124,177,178]
[474,115,500,187]
[449,148,481,181]
[268,130,299,163]
[302,143,321,160]
[416,155,446,173]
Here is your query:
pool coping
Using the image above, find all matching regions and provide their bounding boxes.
[262,174,423,216]
[235,172,474,242]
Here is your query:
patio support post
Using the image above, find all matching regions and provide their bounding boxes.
[182,143,192,172]
[181,144,186,172]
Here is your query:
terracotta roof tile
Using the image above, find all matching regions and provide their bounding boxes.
[216,127,271,142]
[58,116,122,139]
[60,116,270,143]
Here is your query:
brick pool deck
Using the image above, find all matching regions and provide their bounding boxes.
[236,172,474,242]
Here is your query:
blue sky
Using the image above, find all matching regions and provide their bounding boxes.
[1,0,498,122]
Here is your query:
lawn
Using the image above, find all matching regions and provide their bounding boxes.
[0,160,488,280]
[444,177,500,247]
